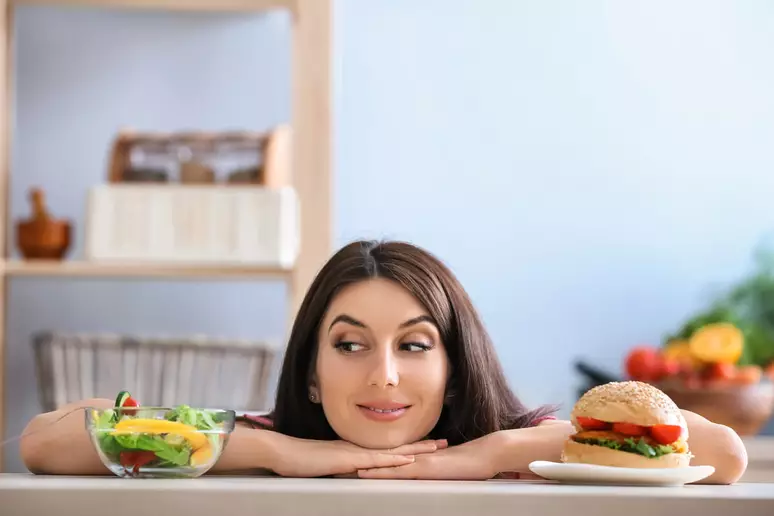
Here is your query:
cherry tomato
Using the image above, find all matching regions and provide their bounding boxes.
[576,417,610,430]
[624,346,664,382]
[120,396,139,415]
[612,422,648,436]
[119,451,137,468]
[650,424,683,445]
[119,451,156,475]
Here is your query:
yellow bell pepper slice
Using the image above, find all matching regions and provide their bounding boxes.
[111,418,207,450]
[189,442,214,467]
[688,323,744,364]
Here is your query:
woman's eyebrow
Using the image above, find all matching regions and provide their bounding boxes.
[328,314,366,333]
[398,315,435,329]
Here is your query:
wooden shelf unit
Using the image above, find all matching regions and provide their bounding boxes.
[15,0,296,13]
[2,260,294,279]
[0,0,333,469]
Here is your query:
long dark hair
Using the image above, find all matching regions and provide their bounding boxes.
[271,240,556,445]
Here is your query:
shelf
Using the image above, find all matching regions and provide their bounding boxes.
[13,0,296,13]
[2,260,292,280]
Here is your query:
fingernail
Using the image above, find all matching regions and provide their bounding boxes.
[403,455,415,461]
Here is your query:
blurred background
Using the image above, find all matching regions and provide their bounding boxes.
[3,0,774,473]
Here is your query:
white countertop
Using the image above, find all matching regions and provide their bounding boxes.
[1,474,773,516]
[742,436,774,483]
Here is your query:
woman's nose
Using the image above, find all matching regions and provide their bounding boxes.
[367,350,400,388]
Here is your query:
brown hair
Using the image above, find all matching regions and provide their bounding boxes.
[271,240,556,445]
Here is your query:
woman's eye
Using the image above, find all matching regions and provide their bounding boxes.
[334,341,365,353]
[401,342,432,352]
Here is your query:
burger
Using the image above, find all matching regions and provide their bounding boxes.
[562,381,692,468]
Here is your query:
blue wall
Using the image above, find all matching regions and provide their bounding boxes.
[334,0,774,413]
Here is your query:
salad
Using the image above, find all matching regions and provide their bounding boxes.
[91,391,230,476]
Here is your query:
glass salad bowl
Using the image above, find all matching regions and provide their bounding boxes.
[85,405,236,478]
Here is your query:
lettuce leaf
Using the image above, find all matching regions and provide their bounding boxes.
[164,405,221,431]
[577,437,674,458]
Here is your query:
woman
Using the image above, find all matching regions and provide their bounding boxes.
[20,240,748,483]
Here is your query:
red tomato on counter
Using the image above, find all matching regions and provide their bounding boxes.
[660,358,681,378]
[705,362,736,382]
[625,346,664,382]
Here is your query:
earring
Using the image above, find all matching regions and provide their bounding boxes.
[309,393,317,402]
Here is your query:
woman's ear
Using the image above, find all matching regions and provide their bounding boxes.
[307,363,321,403]
[308,385,321,403]
[444,377,456,405]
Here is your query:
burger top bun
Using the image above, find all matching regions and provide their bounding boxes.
[561,440,692,469]
[571,381,688,438]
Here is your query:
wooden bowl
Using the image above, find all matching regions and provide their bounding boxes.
[16,219,72,260]
[659,381,774,436]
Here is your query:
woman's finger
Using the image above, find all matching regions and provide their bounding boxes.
[354,452,415,470]
[357,463,420,479]
[389,439,447,456]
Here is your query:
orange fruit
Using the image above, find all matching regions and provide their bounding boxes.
[663,339,702,368]
[688,323,744,364]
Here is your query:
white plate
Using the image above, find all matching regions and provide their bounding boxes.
[528,461,715,486]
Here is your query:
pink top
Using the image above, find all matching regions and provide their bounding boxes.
[237,413,557,480]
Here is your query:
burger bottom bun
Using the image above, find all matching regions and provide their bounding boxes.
[561,440,691,469]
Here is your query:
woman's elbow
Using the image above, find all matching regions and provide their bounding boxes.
[700,424,748,485]
[19,417,47,474]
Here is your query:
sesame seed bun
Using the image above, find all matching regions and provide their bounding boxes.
[571,381,688,439]
[561,440,692,469]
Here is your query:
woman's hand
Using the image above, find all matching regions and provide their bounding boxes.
[357,421,575,480]
[269,434,448,478]
[357,432,502,480]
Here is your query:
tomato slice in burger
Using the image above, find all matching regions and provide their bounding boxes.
[612,422,647,436]
[650,424,683,445]
[576,416,610,430]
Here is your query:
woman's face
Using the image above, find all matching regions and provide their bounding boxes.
[314,278,450,449]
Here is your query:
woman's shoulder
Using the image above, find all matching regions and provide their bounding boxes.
[237,413,275,430]
[530,415,557,426]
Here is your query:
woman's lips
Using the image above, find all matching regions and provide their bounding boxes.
[357,403,411,422]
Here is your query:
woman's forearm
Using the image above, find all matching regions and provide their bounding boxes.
[21,398,113,475]
[493,413,748,485]
[20,398,282,475]
[493,420,575,473]
[210,425,282,474]
[681,409,748,484]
